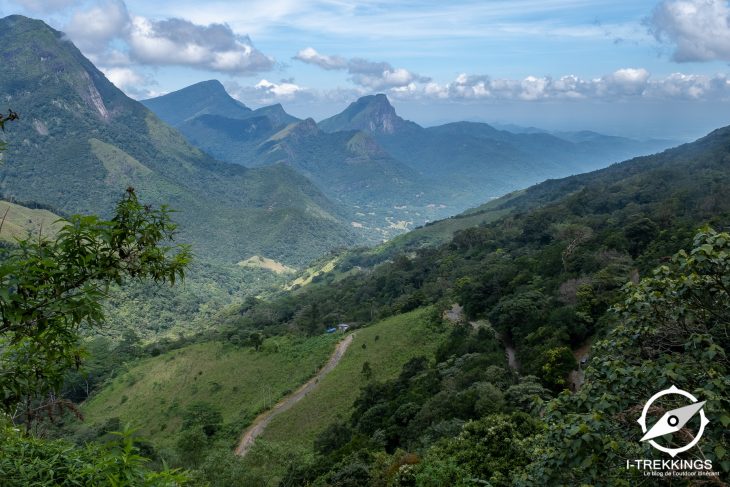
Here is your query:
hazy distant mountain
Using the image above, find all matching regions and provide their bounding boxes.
[141,80,252,126]
[145,85,448,238]
[318,94,418,135]
[143,84,678,237]
[257,118,430,213]
[320,95,677,209]
[0,15,355,265]
[143,85,300,166]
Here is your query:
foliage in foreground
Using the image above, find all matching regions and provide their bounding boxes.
[0,188,190,421]
[0,419,187,486]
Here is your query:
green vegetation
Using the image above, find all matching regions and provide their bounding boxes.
[186,122,729,485]
[76,334,339,449]
[0,200,64,242]
[0,187,190,484]
[0,188,189,419]
[280,229,728,486]
[257,308,447,449]
[0,421,187,486]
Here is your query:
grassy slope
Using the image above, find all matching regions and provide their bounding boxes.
[78,335,339,449]
[0,200,63,242]
[244,308,448,473]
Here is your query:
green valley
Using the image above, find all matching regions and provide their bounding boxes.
[1,6,729,487]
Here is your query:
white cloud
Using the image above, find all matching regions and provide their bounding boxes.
[596,68,650,96]
[100,66,158,98]
[62,0,273,75]
[294,47,347,70]
[64,0,129,51]
[255,79,303,99]
[128,16,273,74]
[650,0,730,62]
[388,68,730,102]
[294,47,429,90]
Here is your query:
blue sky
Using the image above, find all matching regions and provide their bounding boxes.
[2,0,730,138]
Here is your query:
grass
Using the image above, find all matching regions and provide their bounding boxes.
[78,334,339,449]
[237,255,296,275]
[243,307,448,477]
[0,200,63,242]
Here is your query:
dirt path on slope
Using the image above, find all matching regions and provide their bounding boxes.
[234,333,355,457]
[444,303,519,373]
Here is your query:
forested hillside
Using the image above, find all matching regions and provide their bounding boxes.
[0,15,363,341]
[0,15,355,267]
[68,123,730,485]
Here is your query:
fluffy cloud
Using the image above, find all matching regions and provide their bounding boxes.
[294,47,347,70]
[294,47,429,90]
[63,0,273,75]
[390,69,730,102]
[254,79,304,99]
[128,17,273,73]
[64,0,129,51]
[596,68,650,96]
[99,67,159,98]
[650,0,730,62]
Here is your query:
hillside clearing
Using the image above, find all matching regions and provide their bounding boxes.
[77,334,339,449]
[235,334,354,457]
[243,307,448,478]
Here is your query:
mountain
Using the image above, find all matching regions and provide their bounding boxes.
[140,79,252,126]
[255,118,434,237]
[142,83,301,165]
[318,93,417,135]
[318,96,677,209]
[0,15,355,266]
[144,85,447,239]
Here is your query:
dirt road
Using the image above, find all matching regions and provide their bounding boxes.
[444,303,519,373]
[234,333,355,457]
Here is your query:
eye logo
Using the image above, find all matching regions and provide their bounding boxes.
[637,385,709,457]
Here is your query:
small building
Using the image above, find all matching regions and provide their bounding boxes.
[337,323,350,332]
[326,327,337,334]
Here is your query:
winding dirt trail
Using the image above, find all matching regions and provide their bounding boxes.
[444,304,519,373]
[234,333,355,457]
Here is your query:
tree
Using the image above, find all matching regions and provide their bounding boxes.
[0,187,191,423]
[539,346,575,391]
[525,227,730,485]
[249,332,264,352]
[361,361,373,381]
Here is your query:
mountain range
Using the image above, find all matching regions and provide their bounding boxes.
[143,82,677,238]
[0,14,680,262]
[0,15,355,266]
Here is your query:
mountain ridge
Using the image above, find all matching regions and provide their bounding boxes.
[0,15,356,266]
